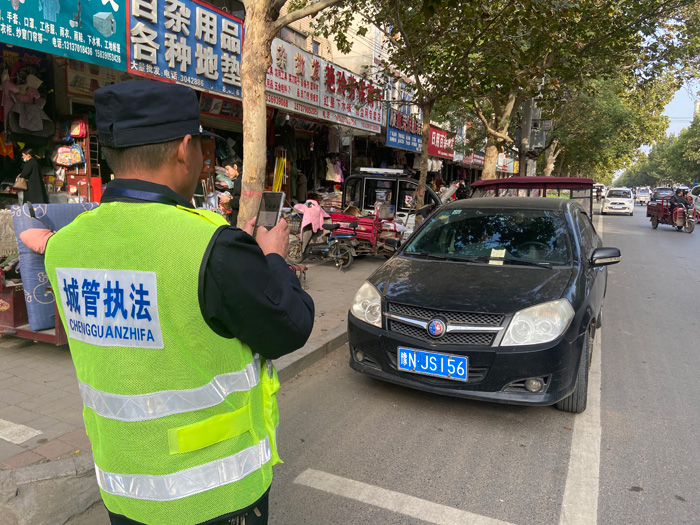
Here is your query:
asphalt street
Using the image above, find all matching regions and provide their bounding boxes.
[268,205,700,525]
[16,203,700,524]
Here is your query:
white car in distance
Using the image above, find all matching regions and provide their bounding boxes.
[601,187,635,216]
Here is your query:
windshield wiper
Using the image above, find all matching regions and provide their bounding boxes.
[463,256,552,269]
[405,251,457,261]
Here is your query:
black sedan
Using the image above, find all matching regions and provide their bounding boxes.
[652,187,674,201]
[348,197,621,413]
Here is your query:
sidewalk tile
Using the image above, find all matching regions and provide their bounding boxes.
[0,376,55,397]
[34,438,77,460]
[0,439,26,462]
[17,390,83,414]
[59,428,91,450]
[25,414,61,431]
[0,388,32,404]
[47,405,85,427]
[1,449,44,469]
[0,405,43,425]
[21,421,76,449]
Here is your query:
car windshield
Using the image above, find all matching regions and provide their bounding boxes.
[404,208,572,265]
[607,190,632,198]
[638,189,649,195]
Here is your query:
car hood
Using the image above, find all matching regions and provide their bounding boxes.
[370,256,575,314]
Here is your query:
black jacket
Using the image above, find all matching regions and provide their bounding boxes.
[101,178,315,359]
[19,157,47,204]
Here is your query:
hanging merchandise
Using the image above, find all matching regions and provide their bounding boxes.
[325,157,335,181]
[69,119,87,138]
[273,150,287,191]
[54,144,86,166]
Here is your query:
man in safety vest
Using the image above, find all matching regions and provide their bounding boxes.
[44,80,315,525]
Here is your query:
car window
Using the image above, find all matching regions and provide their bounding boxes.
[574,209,597,258]
[692,187,700,197]
[344,178,362,208]
[637,189,649,195]
[606,190,632,198]
[363,179,396,210]
[405,208,572,265]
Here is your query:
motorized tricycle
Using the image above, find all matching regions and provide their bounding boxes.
[327,202,403,260]
[646,197,698,233]
[287,201,357,269]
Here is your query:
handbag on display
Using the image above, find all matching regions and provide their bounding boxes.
[13,175,28,191]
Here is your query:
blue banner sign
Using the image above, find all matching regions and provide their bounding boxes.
[386,108,422,153]
[128,0,243,98]
[0,0,127,70]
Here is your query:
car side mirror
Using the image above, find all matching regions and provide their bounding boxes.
[591,247,621,267]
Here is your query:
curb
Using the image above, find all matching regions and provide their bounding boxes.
[0,328,349,525]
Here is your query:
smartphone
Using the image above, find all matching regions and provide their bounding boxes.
[254,191,285,238]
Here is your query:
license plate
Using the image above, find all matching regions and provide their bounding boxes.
[397,347,468,382]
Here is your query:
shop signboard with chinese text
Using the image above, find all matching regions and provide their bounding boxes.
[66,59,137,98]
[320,60,382,132]
[0,0,126,70]
[427,126,454,160]
[386,108,422,153]
[128,0,242,98]
[266,38,382,133]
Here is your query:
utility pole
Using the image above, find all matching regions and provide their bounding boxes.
[519,98,534,176]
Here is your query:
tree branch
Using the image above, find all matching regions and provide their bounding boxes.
[273,0,345,33]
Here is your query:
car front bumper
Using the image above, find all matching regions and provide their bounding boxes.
[602,203,633,214]
[347,314,585,406]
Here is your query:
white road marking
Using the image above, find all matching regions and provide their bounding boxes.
[0,418,42,444]
[295,468,517,525]
[559,212,605,524]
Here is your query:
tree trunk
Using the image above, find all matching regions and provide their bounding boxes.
[415,101,433,227]
[238,6,275,227]
[542,139,560,177]
[481,138,501,179]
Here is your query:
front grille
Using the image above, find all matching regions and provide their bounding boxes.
[387,303,503,326]
[389,321,496,346]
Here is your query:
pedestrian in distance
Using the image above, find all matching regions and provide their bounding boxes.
[17,147,48,204]
[44,80,315,525]
[223,159,242,225]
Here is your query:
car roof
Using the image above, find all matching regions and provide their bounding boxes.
[607,187,631,191]
[445,196,573,212]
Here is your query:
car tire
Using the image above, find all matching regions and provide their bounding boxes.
[596,308,603,329]
[555,331,590,414]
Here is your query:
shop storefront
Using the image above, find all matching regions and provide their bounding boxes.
[0,0,128,205]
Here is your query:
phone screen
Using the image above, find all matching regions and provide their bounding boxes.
[254,192,284,237]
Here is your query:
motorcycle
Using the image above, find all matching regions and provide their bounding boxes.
[287,202,357,270]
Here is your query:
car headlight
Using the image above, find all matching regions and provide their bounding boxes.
[350,281,383,328]
[501,299,575,346]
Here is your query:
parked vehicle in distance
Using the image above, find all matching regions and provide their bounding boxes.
[635,187,650,205]
[689,185,700,214]
[652,187,674,202]
[348,197,621,413]
[601,188,634,215]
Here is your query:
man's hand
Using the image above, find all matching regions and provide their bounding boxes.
[245,218,290,258]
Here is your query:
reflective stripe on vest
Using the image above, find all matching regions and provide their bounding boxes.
[78,357,261,422]
[96,436,272,501]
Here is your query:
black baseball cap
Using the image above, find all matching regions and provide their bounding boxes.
[95,80,219,148]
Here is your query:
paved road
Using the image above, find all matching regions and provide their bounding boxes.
[13,205,700,524]
[267,206,700,524]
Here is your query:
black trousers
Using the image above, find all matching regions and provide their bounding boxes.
[108,489,270,525]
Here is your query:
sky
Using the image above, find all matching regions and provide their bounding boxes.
[664,86,697,137]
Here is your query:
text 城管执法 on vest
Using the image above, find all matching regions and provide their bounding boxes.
[44,202,282,525]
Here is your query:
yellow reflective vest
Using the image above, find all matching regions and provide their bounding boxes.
[45,202,281,525]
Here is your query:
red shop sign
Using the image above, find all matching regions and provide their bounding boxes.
[427,126,455,159]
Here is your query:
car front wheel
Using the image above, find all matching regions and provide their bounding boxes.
[555,332,590,414]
